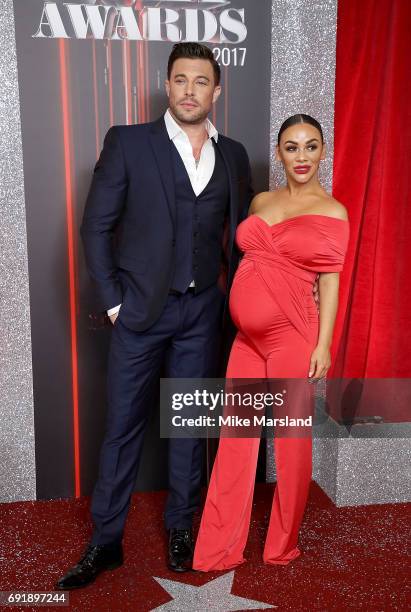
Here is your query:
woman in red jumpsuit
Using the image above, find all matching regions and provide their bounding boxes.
[193,114,349,569]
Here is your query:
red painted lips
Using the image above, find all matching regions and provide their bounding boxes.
[294,165,311,174]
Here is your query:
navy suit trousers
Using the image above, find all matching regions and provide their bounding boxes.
[90,283,225,545]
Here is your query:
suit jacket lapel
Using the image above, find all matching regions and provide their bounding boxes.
[149,117,176,229]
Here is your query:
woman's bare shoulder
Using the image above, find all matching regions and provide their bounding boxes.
[320,195,349,220]
[248,190,283,215]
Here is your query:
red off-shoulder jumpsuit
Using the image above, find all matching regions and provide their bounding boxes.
[193,213,349,569]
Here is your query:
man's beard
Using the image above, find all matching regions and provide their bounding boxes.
[171,103,210,126]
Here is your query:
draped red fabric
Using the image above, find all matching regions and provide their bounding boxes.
[330,0,411,378]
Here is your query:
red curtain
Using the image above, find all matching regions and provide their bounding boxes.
[331,0,411,378]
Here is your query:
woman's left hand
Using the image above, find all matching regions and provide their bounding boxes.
[308,345,331,380]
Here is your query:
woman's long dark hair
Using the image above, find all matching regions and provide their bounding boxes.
[278,114,324,144]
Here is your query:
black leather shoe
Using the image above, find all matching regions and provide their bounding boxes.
[168,528,193,573]
[55,543,123,590]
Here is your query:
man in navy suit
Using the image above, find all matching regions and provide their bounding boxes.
[57,42,252,590]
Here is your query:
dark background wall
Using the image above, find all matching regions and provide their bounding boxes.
[12,0,271,499]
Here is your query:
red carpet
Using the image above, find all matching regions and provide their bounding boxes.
[0,483,408,611]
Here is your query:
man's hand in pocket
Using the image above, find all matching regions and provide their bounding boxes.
[109,312,119,325]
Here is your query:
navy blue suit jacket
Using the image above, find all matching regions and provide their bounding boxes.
[81,116,253,331]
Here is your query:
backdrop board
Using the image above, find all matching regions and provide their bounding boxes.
[12,0,272,499]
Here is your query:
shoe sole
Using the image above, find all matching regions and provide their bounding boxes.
[167,563,193,573]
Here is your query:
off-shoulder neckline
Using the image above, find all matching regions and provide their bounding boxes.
[251,213,349,229]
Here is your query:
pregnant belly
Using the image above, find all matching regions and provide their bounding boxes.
[229,259,318,340]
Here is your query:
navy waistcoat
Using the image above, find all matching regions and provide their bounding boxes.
[170,140,229,293]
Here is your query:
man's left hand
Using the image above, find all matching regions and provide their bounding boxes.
[109,312,119,325]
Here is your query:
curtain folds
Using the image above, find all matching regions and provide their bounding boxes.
[331,0,411,378]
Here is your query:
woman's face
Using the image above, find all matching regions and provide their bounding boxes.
[276,123,325,184]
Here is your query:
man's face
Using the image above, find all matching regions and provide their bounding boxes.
[165,58,221,125]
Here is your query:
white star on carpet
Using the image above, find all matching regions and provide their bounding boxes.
[151,570,276,611]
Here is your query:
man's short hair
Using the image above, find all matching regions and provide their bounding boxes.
[167,42,221,85]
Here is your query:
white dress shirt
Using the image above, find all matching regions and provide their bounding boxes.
[164,108,218,195]
[107,109,219,316]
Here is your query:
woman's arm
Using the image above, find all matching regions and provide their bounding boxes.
[308,272,340,379]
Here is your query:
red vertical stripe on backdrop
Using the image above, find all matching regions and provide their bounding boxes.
[107,41,114,126]
[136,43,142,122]
[127,41,132,124]
[58,40,81,498]
[122,40,132,124]
[144,41,150,121]
[133,44,138,124]
[135,0,144,123]
[92,40,100,159]
[139,42,146,123]
[134,43,139,121]
[331,0,411,377]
